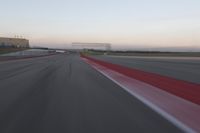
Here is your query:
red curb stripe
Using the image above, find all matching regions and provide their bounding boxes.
[82,58,200,133]
[81,54,200,105]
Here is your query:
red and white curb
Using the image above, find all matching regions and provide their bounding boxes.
[82,57,200,133]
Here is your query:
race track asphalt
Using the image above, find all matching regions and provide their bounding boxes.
[0,54,182,133]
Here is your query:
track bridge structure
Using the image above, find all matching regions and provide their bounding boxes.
[72,42,111,51]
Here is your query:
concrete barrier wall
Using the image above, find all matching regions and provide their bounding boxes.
[1,49,52,56]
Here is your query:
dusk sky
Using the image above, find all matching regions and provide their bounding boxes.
[0,0,200,50]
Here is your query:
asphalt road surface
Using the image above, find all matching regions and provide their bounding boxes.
[0,54,182,133]
[93,55,200,84]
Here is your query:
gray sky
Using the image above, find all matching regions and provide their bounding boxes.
[0,0,200,50]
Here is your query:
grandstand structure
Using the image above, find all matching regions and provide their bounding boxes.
[0,37,29,48]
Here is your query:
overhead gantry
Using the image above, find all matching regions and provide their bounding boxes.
[72,42,111,51]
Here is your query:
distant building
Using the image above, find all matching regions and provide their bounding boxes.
[0,37,29,48]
